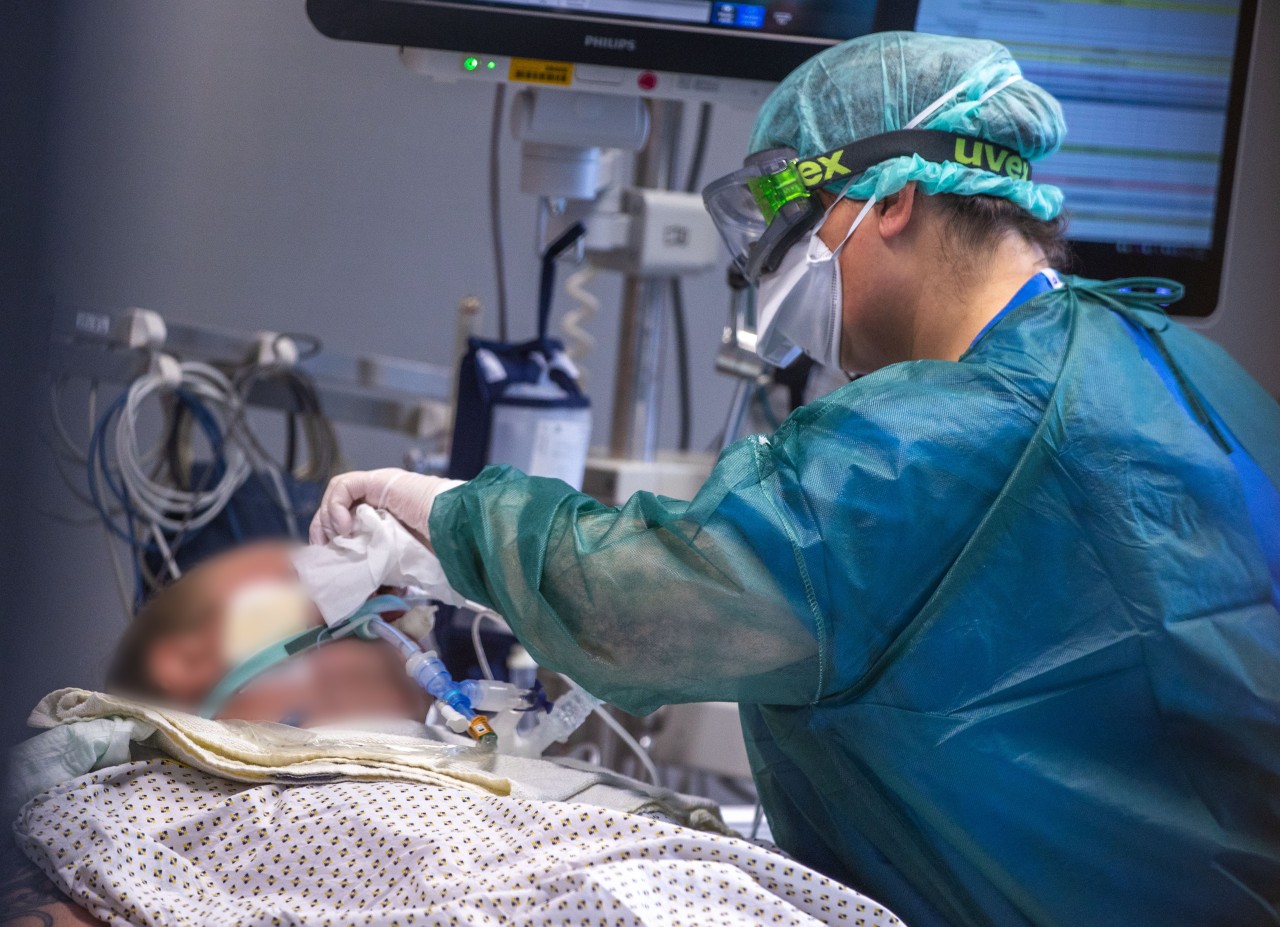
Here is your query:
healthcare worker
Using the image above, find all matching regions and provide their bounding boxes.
[313,33,1280,927]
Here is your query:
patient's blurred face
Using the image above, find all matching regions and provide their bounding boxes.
[146,542,315,705]
[143,541,427,727]
[214,639,429,727]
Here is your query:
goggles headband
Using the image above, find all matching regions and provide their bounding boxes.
[749,129,1033,222]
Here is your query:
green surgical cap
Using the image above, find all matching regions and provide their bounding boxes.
[750,32,1067,220]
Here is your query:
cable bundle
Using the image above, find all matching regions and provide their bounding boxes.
[51,338,341,614]
[116,360,252,542]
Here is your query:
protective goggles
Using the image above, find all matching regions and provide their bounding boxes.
[702,128,1033,285]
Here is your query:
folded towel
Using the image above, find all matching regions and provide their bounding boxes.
[26,687,508,795]
[16,688,728,832]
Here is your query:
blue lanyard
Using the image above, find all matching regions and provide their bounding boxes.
[1116,316,1280,607]
[967,269,1278,605]
[969,269,1064,348]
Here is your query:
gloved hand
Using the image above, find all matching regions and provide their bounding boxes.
[309,468,463,545]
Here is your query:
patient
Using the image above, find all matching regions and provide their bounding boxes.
[4,544,431,927]
[14,545,889,927]
[106,541,428,726]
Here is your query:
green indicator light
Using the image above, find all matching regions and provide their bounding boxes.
[487,61,496,70]
[463,56,480,72]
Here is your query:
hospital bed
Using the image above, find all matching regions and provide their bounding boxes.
[8,688,903,927]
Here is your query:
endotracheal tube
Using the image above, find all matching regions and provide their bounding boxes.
[352,609,499,747]
[338,596,601,756]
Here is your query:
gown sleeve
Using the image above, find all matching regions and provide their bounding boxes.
[430,351,1043,717]
[429,431,831,715]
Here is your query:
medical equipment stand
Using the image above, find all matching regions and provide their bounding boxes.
[577,99,719,504]
[609,98,681,461]
[48,306,456,439]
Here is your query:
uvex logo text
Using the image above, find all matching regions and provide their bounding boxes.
[954,139,1029,180]
[796,150,851,185]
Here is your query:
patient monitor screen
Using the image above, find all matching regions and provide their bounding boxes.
[916,0,1248,258]
[444,0,884,41]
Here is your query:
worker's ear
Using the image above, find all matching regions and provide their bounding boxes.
[875,182,918,241]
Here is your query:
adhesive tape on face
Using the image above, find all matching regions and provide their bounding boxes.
[223,581,314,664]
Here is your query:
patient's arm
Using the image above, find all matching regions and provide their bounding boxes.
[1,845,104,927]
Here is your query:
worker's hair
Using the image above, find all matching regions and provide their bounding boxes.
[105,575,203,699]
[930,193,1074,272]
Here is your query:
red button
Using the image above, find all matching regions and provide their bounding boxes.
[637,71,658,91]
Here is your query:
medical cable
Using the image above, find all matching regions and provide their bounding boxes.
[719,378,752,452]
[662,103,713,453]
[87,386,217,583]
[160,392,249,564]
[87,389,202,593]
[42,436,115,522]
[560,265,600,381]
[471,609,512,680]
[49,377,114,469]
[115,362,251,538]
[47,379,130,519]
[281,371,340,482]
[489,84,509,341]
[87,391,176,601]
[589,698,661,785]
[753,384,783,430]
[49,377,136,616]
[101,528,135,617]
[562,742,603,767]
[252,337,340,482]
[669,279,693,451]
[684,102,713,195]
[168,354,326,545]
[80,344,338,598]
[229,365,311,537]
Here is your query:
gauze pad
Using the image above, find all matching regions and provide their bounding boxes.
[292,504,471,626]
[223,581,314,665]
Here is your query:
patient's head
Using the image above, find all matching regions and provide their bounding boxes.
[106,542,427,726]
[108,542,303,705]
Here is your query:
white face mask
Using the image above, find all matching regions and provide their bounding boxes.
[755,196,877,372]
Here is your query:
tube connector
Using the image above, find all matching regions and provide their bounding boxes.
[250,331,299,369]
[116,307,167,351]
[149,353,183,391]
[457,679,531,713]
[516,683,602,756]
[406,650,476,718]
[438,700,496,745]
[468,716,496,744]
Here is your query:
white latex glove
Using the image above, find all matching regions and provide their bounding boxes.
[309,468,463,545]
[295,505,472,624]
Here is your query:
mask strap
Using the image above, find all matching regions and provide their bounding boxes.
[807,195,878,263]
[975,74,1023,107]
[904,73,1023,130]
[823,173,861,212]
[805,170,860,258]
